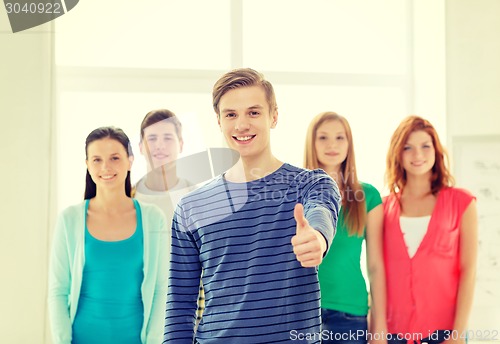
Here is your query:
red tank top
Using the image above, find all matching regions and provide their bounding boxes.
[383,187,474,340]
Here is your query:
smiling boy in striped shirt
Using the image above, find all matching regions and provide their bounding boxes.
[164,68,340,344]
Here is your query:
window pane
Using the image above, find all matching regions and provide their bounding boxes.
[55,0,231,69]
[243,0,409,74]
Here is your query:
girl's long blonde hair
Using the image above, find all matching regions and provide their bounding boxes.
[304,112,366,236]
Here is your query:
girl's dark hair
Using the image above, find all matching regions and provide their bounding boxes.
[84,126,133,199]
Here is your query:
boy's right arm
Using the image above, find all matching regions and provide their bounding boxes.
[163,207,202,343]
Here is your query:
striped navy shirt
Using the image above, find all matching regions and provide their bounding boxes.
[164,164,340,343]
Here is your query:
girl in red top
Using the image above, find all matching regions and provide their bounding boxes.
[383,116,477,344]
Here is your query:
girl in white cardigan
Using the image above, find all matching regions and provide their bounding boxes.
[48,126,168,344]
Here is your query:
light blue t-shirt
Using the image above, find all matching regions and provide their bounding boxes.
[72,199,144,344]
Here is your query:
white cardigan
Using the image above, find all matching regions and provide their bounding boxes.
[48,200,169,344]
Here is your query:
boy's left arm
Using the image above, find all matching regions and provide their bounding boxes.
[292,171,341,266]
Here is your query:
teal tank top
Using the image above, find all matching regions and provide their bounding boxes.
[72,199,144,344]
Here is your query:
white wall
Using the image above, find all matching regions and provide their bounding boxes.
[446,0,500,138]
[0,13,54,344]
[446,0,500,338]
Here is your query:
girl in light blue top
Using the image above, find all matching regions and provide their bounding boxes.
[48,127,169,344]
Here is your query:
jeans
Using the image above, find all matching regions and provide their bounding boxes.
[387,330,451,344]
[321,308,368,344]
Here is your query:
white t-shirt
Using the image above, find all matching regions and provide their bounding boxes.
[134,177,195,228]
[399,215,431,258]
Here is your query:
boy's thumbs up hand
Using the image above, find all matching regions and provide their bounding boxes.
[291,203,327,268]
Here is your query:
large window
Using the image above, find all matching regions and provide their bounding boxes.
[242,0,409,75]
[55,0,445,209]
[55,0,232,69]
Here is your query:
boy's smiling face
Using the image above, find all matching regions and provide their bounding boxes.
[140,120,183,170]
[217,85,278,161]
